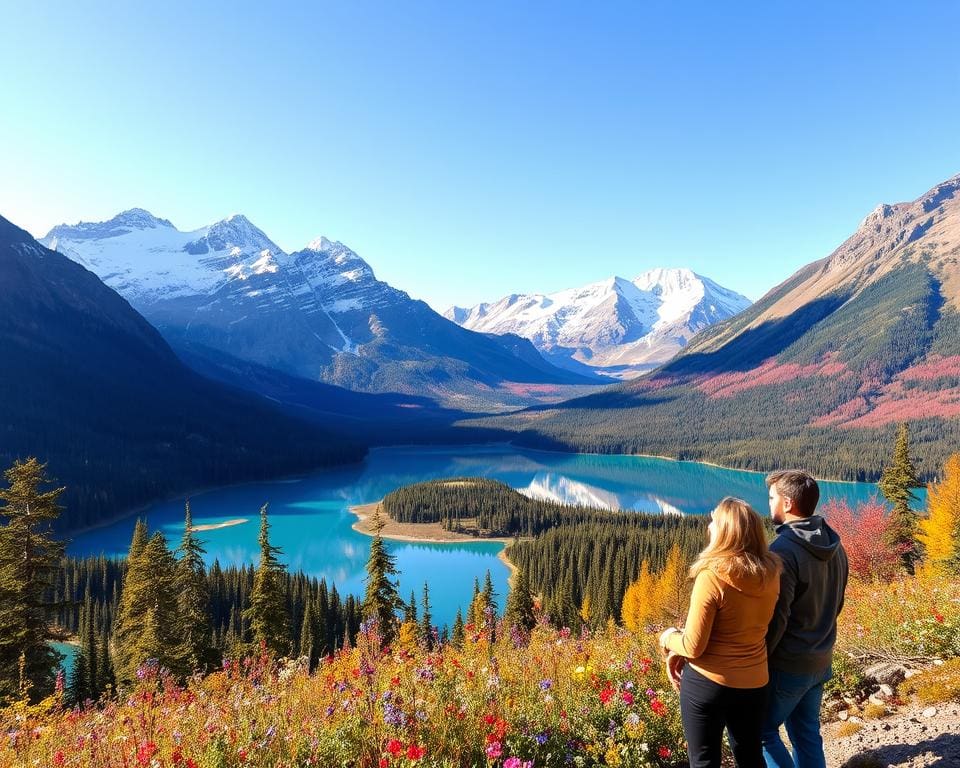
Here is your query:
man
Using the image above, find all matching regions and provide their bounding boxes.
[762,470,848,768]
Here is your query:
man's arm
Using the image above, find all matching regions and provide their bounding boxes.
[766,549,797,655]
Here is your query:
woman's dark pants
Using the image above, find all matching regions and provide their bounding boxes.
[680,664,767,768]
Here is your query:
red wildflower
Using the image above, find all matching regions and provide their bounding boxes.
[53,752,66,767]
[391,676,401,686]
[406,744,426,760]
[186,760,198,768]
[639,657,652,674]
[380,760,389,768]
[599,685,614,704]
[935,612,945,623]
[621,691,634,705]
[651,698,668,717]
[136,740,158,766]
[658,746,672,758]
[387,739,405,757]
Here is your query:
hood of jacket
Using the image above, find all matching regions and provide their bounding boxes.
[775,515,842,561]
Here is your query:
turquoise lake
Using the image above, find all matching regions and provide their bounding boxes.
[67,444,893,630]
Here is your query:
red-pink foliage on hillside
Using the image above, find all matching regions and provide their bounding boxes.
[823,499,907,581]
[698,354,848,399]
[898,355,960,381]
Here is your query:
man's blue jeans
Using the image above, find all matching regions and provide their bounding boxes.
[761,665,832,768]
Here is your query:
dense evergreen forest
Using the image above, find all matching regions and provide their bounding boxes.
[53,555,362,665]
[479,269,960,481]
[383,477,709,625]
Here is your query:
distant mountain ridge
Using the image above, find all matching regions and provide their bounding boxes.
[0,214,364,532]
[42,211,596,409]
[480,172,960,479]
[446,269,751,378]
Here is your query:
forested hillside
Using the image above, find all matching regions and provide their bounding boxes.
[479,174,960,480]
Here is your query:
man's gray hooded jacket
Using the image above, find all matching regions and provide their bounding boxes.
[767,515,849,673]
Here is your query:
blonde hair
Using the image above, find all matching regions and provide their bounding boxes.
[689,497,781,583]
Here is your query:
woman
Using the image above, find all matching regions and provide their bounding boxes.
[658,497,781,768]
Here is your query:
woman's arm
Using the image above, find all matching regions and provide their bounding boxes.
[660,570,720,659]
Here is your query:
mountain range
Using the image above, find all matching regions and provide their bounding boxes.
[446,269,751,378]
[0,214,368,532]
[42,211,595,410]
[480,172,960,480]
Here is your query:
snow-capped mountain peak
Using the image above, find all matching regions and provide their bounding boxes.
[446,269,751,378]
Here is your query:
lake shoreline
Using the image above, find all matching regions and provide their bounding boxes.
[350,501,516,546]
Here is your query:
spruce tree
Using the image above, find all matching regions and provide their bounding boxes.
[505,567,536,633]
[361,508,401,646]
[175,501,212,674]
[244,504,291,657]
[113,527,180,683]
[70,586,98,704]
[299,599,316,668]
[419,583,433,648]
[451,607,465,648]
[0,458,66,702]
[878,423,923,571]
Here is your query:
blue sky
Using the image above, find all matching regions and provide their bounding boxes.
[2,1,958,311]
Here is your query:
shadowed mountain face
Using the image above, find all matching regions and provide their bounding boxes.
[478,173,960,480]
[41,213,596,409]
[0,214,365,532]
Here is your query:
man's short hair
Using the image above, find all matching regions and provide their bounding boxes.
[766,470,820,518]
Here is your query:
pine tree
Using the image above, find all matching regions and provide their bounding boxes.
[878,423,922,572]
[451,607,465,648]
[0,458,66,702]
[919,454,960,576]
[70,586,98,704]
[404,591,418,624]
[298,600,316,668]
[504,567,536,633]
[419,583,433,648]
[244,504,291,657]
[361,508,401,646]
[113,526,180,683]
[621,561,654,633]
[175,501,212,674]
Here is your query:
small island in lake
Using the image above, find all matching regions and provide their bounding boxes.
[189,518,248,532]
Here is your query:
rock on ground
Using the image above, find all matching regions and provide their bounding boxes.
[823,701,960,767]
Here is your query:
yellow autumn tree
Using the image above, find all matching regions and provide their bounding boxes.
[621,560,654,632]
[654,544,690,626]
[919,453,960,577]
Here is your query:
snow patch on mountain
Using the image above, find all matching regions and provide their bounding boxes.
[447,268,751,378]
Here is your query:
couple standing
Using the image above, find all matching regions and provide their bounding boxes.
[658,470,849,768]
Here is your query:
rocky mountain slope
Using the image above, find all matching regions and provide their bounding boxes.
[479,173,960,479]
[42,212,595,409]
[446,269,750,378]
[0,214,364,532]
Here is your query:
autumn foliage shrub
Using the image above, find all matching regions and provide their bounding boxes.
[823,499,906,581]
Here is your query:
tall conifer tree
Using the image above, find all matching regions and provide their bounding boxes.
[0,458,65,701]
[361,508,401,646]
[505,566,536,633]
[879,423,923,571]
[244,504,291,656]
[175,501,212,673]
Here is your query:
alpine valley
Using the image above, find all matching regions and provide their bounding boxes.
[475,172,960,481]
[41,211,598,411]
[446,269,751,378]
